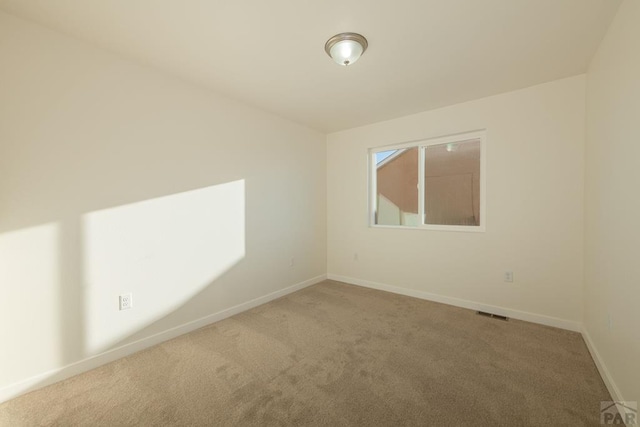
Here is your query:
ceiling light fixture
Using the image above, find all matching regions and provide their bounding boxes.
[324,32,368,66]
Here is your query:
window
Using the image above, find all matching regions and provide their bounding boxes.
[370,131,486,231]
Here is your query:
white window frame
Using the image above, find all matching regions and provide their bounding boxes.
[369,130,486,232]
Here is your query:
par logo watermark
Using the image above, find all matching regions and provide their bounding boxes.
[601,401,637,425]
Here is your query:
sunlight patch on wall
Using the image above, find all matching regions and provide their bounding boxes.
[82,180,245,355]
[0,223,61,383]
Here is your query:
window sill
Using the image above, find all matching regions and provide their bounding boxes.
[369,224,486,233]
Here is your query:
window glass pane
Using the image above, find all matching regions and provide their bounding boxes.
[424,139,480,226]
[375,147,419,226]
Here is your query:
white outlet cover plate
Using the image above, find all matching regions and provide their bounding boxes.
[119,293,133,310]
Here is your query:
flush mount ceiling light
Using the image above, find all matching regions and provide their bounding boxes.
[324,32,368,66]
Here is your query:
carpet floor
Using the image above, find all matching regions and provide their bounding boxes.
[0,280,611,426]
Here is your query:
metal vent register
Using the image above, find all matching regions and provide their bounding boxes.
[477,311,509,321]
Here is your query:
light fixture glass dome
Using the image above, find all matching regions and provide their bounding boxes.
[325,33,368,66]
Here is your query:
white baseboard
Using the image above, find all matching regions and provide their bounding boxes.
[0,274,326,404]
[327,274,582,332]
[581,327,624,402]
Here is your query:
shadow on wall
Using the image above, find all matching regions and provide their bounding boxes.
[0,179,246,395]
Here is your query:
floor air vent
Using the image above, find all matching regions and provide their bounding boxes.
[477,311,509,321]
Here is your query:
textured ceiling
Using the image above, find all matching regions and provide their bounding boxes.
[0,0,621,132]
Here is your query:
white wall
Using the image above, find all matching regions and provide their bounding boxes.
[0,11,326,399]
[327,76,586,329]
[584,0,640,403]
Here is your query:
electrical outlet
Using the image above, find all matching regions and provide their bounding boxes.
[119,293,133,310]
[354,252,359,261]
[504,271,514,283]
[290,257,295,267]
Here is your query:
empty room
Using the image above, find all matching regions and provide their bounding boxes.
[0,0,638,425]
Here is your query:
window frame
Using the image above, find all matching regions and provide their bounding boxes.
[369,130,486,232]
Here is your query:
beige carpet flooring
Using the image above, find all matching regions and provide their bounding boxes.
[0,280,611,426]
